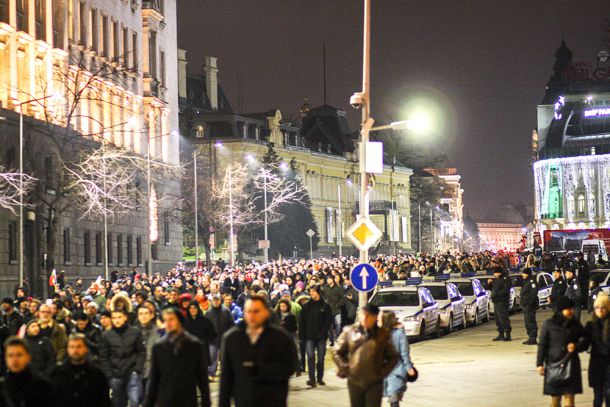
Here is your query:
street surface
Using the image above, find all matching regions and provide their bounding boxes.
[211,309,594,406]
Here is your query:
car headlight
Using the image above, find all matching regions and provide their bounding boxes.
[403,316,419,322]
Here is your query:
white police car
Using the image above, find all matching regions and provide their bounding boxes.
[370,280,441,340]
[419,280,466,334]
[449,276,490,326]
[472,275,516,315]
[510,271,554,308]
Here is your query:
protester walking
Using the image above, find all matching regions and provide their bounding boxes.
[585,292,610,407]
[333,304,399,407]
[537,296,588,407]
[300,285,333,387]
[381,311,415,407]
[143,307,211,407]
[219,296,297,407]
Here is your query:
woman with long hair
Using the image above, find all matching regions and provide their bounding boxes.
[586,292,610,407]
[380,311,415,407]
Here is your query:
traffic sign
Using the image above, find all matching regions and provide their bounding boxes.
[350,263,378,292]
[306,229,316,238]
[347,217,383,251]
[258,240,270,249]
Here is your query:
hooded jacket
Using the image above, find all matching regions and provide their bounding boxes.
[99,323,146,379]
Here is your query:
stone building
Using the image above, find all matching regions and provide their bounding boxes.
[0,0,182,295]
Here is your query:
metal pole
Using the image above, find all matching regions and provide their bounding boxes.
[418,203,422,252]
[147,141,152,276]
[309,235,313,259]
[263,172,268,262]
[358,0,371,310]
[228,166,234,267]
[19,110,24,287]
[102,139,109,280]
[430,207,434,252]
[337,183,342,257]
[193,148,199,268]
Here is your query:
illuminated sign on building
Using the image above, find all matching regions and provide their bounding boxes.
[584,108,610,118]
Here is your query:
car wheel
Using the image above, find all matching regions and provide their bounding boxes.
[434,318,442,338]
[460,313,467,329]
[419,321,426,341]
[483,308,490,322]
[473,309,480,326]
[447,314,454,334]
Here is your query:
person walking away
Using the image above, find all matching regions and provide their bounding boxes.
[219,296,297,407]
[52,333,110,407]
[24,320,55,379]
[300,285,333,387]
[381,311,415,407]
[136,303,161,394]
[322,276,345,346]
[99,309,146,407]
[0,336,56,407]
[550,269,567,307]
[143,307,211,407]
[333,304,399,407]
[489,267,512,341]
[537,296,588,407]
[565,268,582,321]
[521,268,539,345]
[205,293,234,381]
[585,293,610,407]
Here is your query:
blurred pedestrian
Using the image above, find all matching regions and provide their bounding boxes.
[537,296,587,407]
[24,320,55,379]
[381,311,415,407]
[585,292,610,407]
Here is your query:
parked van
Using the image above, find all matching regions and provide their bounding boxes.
[582,239,608,261]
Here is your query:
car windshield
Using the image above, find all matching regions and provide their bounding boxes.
[583,244,600,254]
[371,291,420,307]
[422,285,448,300]
[456,283,474,296]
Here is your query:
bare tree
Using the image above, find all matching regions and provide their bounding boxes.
[0,169,36,214]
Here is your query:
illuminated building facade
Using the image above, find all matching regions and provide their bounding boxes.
[0,0,182,294]
[424,168,464,251]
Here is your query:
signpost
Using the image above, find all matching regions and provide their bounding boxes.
[346,217,383,252]
[350,263,378,293]
[306,229,315,259]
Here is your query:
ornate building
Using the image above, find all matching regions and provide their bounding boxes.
[477,205,525,252]
[424,168,464,251]
[0,0,182,294]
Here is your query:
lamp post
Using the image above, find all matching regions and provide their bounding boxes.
[337,183,342,257]
[418,202,422,252]
[193,147,199,267]
[263,171,269,263]
[228,165,235,267]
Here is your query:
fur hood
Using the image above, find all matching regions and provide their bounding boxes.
[110,291,133,313]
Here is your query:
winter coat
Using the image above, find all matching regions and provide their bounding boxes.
[0,368,56,407]
[383,326,413,398]
[51,359,110,407]
[321,284,345,316]
[550,277,567,305]
[333,323,399,389]
[299,298,333,341]
[537,312,587,395]
[585,315,610,388]
[25,334,56,378]
[3,311,23,336]
[39,320,68,363]
[520,276,539,308]
[138,322,163,379]
[73,322,102,356]
[143,331,210,407]
[490,276,511,304]
[99,324,146,379]
[278,313,297,335]
[185,304,217,367]
[219,321,297,407]
[205,305,234,346]
[565,278,582,305]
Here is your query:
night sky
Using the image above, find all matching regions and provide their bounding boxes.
[177,0,610,219]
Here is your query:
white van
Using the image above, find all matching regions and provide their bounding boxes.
[582,239,608,261]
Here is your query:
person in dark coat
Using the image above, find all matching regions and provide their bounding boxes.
[276,299,297,336]
[24,320,56,379]
[576,252,590,306]
[72,311,102,357]
[550,269,567,306]
[537,296,588,407]
[589,280,604,314]
[219,296,297,407]
[300,285,333,387]
[585,292,610,407]
[489,267,512,341]
[143,307,211,407]
[52,333,110,407]
[0,336,56,407]
[1,298,23,336]
[205,293,234,379]
[185,300,216,367]
[520,268,539,345]
[565,268,582,320]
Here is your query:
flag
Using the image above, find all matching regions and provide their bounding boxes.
[48,269,57,287]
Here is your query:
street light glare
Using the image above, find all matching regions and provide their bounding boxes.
[245,153,255,162]
[406,112,432,134]
[279,161,289,170]
[214,140,223,148]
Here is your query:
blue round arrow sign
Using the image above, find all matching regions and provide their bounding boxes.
[350,263,379,293]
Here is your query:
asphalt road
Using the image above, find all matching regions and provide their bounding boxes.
[211,309,596,406]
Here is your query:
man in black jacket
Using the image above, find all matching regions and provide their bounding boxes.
[300,285,333,387]
[520,269,539,345]
[205,293,234,380]
[143,307,210,407]
[1,298,23,336]
[549,268,566,306]
[219,296,297,407]
[99,309,146,407]
[565,268,582,320]
[52,333,110,407]
[489,267,512,341]
[73,311,102,357]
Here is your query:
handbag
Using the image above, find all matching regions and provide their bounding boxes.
[546,353,573,388]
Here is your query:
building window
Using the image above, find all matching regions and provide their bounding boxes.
[16,0,28,32]
[112,21,119,61]
[160,50,166,86]
[63,228,71,264]
[8,221,17,263]
[79,1,87,46]
[163,210,170,245]
[151,243,158,260]
[35,0,45,41]
[84,231,91,265]
[148,31,157,79]
[91,8,99,52]
[136,236,142,265]
[106,233,113,264]
[122,27,129,67]
[132,33,138,70]
[577,194,586,215]
[117,234,123,265]
[0,0,8,24]
[102,15,109,57]
[95,232,102,265]
[127,235,133,265]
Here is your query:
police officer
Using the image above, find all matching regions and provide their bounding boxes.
[588,280,602,314]
[489,267,512,341]
[549,268,566,306]
[520,268,538,345]
[564,268,582,320]
[575,252,590,307]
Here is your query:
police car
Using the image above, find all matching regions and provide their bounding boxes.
[449,275,490,326]
[419,278,466,334]
[591,269,610,293]
[472,274,516,315]
[370,280,441,340]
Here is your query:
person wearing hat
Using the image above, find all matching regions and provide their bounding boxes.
[204,293,234,380]
[537,296,587,407]
[489,267,512,341]
[143,307,211,407]
[564,268,582,321]
[333,303,399,407]
[1,297,23,336]
[520,268,539,345]
[550,268,567,306]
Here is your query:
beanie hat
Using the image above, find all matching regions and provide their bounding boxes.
[555,296,575,311]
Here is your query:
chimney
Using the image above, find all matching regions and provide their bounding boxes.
[177,49,187,103]
[204,56,219,111]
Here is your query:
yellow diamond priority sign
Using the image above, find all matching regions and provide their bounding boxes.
[347,217,383,251]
